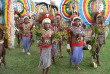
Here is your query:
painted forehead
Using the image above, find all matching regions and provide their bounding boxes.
[74,18,80,22]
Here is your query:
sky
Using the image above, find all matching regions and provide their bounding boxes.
[32,0,61,7]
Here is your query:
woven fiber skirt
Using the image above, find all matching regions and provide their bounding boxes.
[98,35,104,45]
[38,47,51,69]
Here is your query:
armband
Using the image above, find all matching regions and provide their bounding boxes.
[67,44,70,49]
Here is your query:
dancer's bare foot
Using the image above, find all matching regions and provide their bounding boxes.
[97,62,101,66]
[3,62,6,70]
[75,65,81,70]
[60,54,63,58]
[52,57,57,66]
[69,62,72,66]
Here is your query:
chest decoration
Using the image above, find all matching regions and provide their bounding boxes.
[71,26,83,35]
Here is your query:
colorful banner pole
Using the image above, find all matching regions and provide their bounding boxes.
[1,0,15,48]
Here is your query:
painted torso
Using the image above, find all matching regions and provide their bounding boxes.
[70,26,84,45]
[15,17,20,28]
[23,23,31,35]
[40,29,53,47]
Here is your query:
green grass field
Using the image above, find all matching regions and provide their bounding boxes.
[0,29,110,74]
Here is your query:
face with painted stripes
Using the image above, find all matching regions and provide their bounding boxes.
[74,20,80,27]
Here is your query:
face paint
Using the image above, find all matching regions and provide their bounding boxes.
[44,23,50,29]
[24,19,29,24]
[74,20,80,27]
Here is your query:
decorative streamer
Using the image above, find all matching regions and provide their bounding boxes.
[8,0,15,48]
[17,0,25,15]
[79,0,110,26]
[30,0,35,14]
[91,1,97,12]
[35,5,46,15]
[1,0,6,26]
[1,0,12,26]
[75,0,79,12]
[5,0,8,26]
[26,0,31,14]
[17,0,31,16]
[7,0,11,27]
[1,0,15,47]
[0,1,2,24]
[60,0,71,21]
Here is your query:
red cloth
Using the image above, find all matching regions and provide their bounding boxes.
[71,42,84,47]
[40,45,52,50]
[22,34,31,37]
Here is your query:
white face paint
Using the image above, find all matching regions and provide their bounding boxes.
[0,0,2,24]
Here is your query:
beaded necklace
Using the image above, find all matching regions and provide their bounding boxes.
[71,26,83,35]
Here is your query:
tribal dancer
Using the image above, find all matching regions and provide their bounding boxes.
[14,11,21,48]
[67,15,84,70]
[0,3,8,69]
[30,14,35,46]
[20,15,33,55]
[38,13,54,74]
[91,12,107,66]
[55,12,64,57]
[0,24,8,69]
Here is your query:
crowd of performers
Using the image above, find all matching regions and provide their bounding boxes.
[0,5,109,74]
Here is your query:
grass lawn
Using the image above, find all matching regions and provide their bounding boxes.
[0,29,110,74]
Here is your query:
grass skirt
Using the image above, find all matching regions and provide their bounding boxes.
[38,47,51,69]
